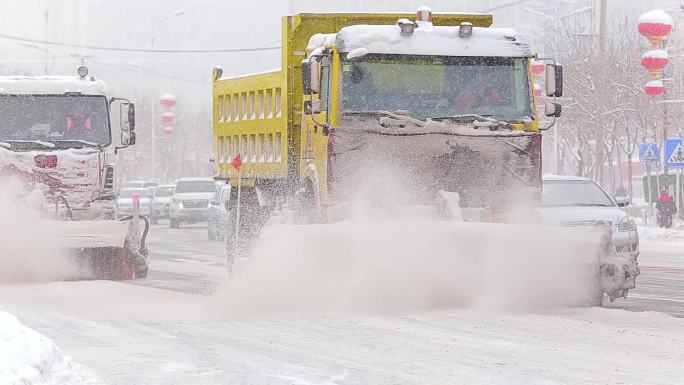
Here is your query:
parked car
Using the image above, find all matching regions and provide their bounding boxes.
[150,184,175,224]
[117,181,158,196]
[169,177,218,228]
[208,185,231,241]
[115,187,153,220]
[536,175,639,254]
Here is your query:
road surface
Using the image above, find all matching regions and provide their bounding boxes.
[1,221,683,385]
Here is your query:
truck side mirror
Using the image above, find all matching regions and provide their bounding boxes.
[302,58,320,95]
[119,102,135,132]
[615,196,630,207]
[304,99,322,115]
[128,103,136,131]
[545,64,563,97]
[544,102,562,118]
[121,131,130,146]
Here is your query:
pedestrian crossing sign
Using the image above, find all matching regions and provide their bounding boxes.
[665,138,684,168]
[639,143,659,163]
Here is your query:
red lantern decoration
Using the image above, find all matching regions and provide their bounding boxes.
[161,111,175,124]
[162,126,174,136]
[531,60,545,76]
[644,80,665,97]
[159,93,176,109]
[533,83,542,97]
[638,10,673,48]
[641,49,669,79]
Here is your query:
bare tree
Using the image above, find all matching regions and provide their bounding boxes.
[539,12,662,199]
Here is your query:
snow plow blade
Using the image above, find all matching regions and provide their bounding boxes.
[241,211,628,310]
[42,217,149,281]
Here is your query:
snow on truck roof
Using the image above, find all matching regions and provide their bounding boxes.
[0,76,107,96]
[308,24,532,58]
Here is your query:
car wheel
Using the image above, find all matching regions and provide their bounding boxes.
[208,222,216,241]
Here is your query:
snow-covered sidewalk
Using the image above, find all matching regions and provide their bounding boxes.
[0,311,102,385]
[638,224,684,243]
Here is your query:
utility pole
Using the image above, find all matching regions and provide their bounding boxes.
[595,0,608,185]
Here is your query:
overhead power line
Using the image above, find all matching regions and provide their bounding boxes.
[480,0,535,13]
[0,33,280,54]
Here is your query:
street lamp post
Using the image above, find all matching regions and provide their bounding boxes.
[39,0,58,74]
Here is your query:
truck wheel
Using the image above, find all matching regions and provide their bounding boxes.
[136,263,149,279]
[225,188,265,262]
[589,284,604,307]
[296,180,319,224]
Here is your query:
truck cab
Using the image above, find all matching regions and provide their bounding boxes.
[212,8,563,228]
[0,67,136,220]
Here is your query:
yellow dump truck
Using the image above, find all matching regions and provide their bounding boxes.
[212,8,562,230]
[211,9,643,304]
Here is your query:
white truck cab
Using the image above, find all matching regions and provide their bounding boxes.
[0,67,136,219]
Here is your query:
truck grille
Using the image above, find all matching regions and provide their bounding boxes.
[182,199,209,209]
[561,220,613,228]
[104,165,114,189]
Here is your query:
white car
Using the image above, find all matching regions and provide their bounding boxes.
[150,184,174,224]
[115,187,153,220]
[169,177,217,228]
[117,181,158,195]
[536,175,639,254]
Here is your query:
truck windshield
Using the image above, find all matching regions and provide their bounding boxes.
[0,95,111,147]
[341,55,532,122]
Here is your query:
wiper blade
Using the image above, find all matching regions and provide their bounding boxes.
[430,114,495,122]
[539,203,612,207]
[343,110,425,127]
[430,114,513,131]
[573,203,613,207]
[5,140,55,148]
[343,110,414,118]
[51,139,101,147]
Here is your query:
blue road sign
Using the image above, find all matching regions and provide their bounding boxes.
[665,138,684,168]
[639,143,660,163]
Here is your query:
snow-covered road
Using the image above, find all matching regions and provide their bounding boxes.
[1,222,683,385]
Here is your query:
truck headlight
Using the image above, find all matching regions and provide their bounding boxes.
[617,217,636,232]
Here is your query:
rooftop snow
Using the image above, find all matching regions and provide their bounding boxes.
[0,76,108,96]
[325,24,532,57]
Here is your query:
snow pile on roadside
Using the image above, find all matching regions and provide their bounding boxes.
[0,311,75,385]
[638,225,684,242]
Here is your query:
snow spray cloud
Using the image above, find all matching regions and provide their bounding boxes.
[212,219,603,318]
[0,181,78,283]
